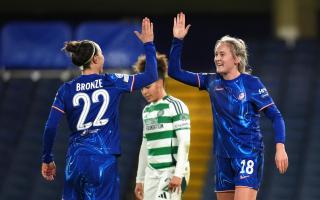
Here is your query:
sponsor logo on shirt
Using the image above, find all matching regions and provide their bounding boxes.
[114,73,129,82]
[80,129,99,136]
[174,122,190,129]
[144,118,157,125]
[114,73,124,78]
[146,124,164,130]
[258,88,269,98]
[123,74,129,82]
[240,175,250,179]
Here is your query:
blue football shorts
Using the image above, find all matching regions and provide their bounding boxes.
[215,154,264,192]
[62,154,119,200]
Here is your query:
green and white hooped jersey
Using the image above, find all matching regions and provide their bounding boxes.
[142,95,190,170]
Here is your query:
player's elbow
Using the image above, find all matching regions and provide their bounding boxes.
[179,137,190,150]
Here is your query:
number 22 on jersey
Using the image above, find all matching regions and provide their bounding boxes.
[72,89,109,131]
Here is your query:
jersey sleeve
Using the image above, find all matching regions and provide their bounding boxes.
[169,99,191,178]
[170,100,191,131]
[136,136,147,183]
[250,77,274,111]
[131,42,158,90]
[52,84,66,113]
[197,73,210,90]
[168,38,202,88]
[107,73,135,92]
[42,84,66,163]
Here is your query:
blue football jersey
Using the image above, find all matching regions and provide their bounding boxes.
[198,73,274,158]
[52,73,134,155]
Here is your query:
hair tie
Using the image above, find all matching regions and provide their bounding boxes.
[82,41,96,66]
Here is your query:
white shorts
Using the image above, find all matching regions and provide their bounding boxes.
[143,166,190,200]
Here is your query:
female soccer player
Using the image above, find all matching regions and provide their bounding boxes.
[41,17,158,200]
[168,12,289,200]
[133,53,190,200]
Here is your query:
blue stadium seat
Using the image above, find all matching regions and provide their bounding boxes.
[294,39,320,54]
[76,21,144,69]
[1,22,72,69]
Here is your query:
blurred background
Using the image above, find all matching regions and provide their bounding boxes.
[0,0,319,199]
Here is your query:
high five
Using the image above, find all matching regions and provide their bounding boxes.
[41,17,158,200]
[168,12,288,200]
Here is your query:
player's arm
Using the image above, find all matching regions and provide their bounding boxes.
[41,86,65,181]
[170,127,190,192]
[169,102,191,192]
[132,17,158,90]
[251,77,288,174]
[263,105,289,174]
[168,12,200,87]
[41,107,63,181]
[135,136,147,200]
[174,124,190,178]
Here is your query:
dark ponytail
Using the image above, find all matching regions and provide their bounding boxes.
[63,40,96,69]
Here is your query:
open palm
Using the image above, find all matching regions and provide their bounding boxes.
[173,12,191,39]
[134,17,154,44]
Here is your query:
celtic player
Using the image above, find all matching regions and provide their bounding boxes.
[134,53,190,200]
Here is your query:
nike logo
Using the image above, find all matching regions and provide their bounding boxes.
[214,87,224,91]
[240,175,250,179]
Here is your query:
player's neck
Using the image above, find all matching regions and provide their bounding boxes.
[221,69,241,80]
[82,68,100,75]
[153,89,167,102]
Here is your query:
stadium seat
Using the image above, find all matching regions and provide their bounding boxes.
[293,39,320,54]
[1,22,72,69]
[75,21,144,69]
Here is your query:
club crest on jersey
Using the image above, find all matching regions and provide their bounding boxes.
[238,92,246,100]
[157,110,164,117]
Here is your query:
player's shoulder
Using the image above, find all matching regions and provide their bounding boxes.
[142,101,158,114]
[164,95,189,114]
[201,73,220,86]
[241,73,260,81]
[199,72,217,78]
[164,95,185,106]
[143,102,152,110]
[57,81,69,92]
[142,105,148,113]
[106,73,130,83]
[53,82,68,99]
[63,76,85,89]
[241,73,263,87]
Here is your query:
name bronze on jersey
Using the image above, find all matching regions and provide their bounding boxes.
[76,79,103,91]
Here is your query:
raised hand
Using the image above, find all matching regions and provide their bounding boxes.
[134,17,154,44]
[41,161,56,181]
[173,12,191,40]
